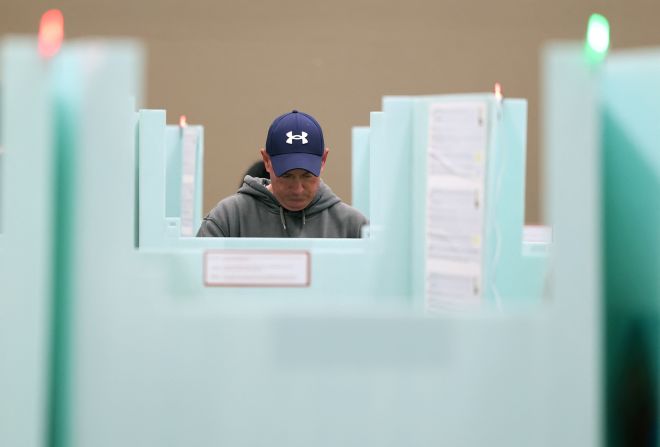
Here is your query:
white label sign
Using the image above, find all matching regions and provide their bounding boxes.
[523,225,553,244]
[204,250,310,287]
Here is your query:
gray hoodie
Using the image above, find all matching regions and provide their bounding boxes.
[196,176,368,238]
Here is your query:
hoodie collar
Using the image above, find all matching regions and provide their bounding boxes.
[238,175,340,217]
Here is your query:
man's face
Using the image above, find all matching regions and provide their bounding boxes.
[261,149,328,211]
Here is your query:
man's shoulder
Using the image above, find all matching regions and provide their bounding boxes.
[329,201,368,224]
[209,190,278,220]
[211,192,255,210]
[203,193,243,221]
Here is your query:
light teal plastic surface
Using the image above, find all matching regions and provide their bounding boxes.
[600,49,660,446]
[373,99,414,299]
[54,40,144,447]
[489,100,548,307]
[350,126,369,218]
[541,42,602,445]
[0,37,54,447]
[138,109,204,246]
[368,111,384,229]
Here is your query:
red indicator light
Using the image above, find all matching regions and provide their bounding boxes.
[179,115,187,127]
[38,9,64,58]
[494,82,503,101]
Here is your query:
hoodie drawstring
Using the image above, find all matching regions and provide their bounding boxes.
[279,206,287,231]
[279,207,306,231]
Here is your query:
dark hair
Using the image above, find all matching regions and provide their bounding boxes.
[241,160,269,186]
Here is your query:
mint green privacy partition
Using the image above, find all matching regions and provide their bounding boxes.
[600,50,660,446]
[63,62,588,447]
[138,109,204,246]
[0,37,55,447]
[541,42,602,445]
[488,100,548,306]
[1,35,605,447]
[47,40,144,447]
[543,43,660,446]
[351,126,370,218]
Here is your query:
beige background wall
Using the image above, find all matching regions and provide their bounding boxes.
[5,0,660,223]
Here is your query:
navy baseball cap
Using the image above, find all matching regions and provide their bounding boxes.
[265,110,325,176]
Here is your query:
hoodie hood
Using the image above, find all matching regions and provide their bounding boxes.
[238,175,341,217]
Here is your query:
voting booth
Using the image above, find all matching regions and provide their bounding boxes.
[14,20,657,447]
[351,96,548,310]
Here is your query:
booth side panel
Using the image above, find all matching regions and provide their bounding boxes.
[194,125,204,233]
[351,126,370,219]
[541,43,601,446]
[59,42,145,447]
[165,125,181,219]
[0,37,54,447]
[411,99,429,306]
[601,51,660,447]
[380,97,414,299]
[138,109,166,246]
[491,99,546,306]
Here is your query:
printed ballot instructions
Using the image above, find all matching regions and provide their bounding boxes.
[425,101,488,311]
[204,250,310,287]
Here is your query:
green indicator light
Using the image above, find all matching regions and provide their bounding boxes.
[586,13,610,55]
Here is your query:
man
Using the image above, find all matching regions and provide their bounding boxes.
[196,110,368,238]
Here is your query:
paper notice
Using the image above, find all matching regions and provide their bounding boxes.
[428,103,487,178]
[425,102,488,309]
[180,127,198,237]
[204,250,310,287]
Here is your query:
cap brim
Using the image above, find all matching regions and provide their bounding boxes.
[270,153,322,177]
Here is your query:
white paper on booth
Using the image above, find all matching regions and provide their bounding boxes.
[425,101,488,309]
[180,127,198,236]
[204,250,310,287]
[523,225,553,244]
[427,102,487,178]
[426,259,482,311]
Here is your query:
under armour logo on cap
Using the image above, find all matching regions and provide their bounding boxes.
[266,110,325,176]
[286,131,308,145]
